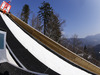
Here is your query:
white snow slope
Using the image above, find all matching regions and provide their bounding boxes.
[0,12,91,75]
[6,49,18,66]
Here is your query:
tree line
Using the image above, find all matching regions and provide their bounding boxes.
[19,1,100,67]
[20,1,64,43]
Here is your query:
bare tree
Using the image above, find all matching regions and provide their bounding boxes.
[69,34,82,53]
[31,14,43,32]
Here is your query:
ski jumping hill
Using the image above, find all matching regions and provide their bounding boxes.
[0,12,100,75]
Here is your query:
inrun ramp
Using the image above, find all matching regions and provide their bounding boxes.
[0,12,99,75]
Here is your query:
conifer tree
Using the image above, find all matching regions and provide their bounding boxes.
[38,1,53,35]
[20,4,30,23]
[38,1,65,42]
[47,14,62,42]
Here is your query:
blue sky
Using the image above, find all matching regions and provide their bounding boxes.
[1,0,100,38]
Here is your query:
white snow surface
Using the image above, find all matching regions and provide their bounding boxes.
[6,49,18,66]
[0,12,91,75]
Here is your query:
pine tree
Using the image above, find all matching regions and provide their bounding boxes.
[38,1,65,42]
[20,4,30,23]
[47,14,62,42]
[38,1,53,35]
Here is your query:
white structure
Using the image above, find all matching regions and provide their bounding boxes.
[0,30,7,63]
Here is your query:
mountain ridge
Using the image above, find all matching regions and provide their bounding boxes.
[68,33,100,46]
[82,33,100,46]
